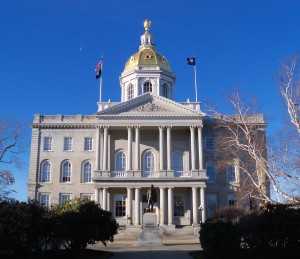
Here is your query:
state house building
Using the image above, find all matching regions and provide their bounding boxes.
[28,20,267,230]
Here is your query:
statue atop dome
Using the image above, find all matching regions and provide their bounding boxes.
[144,19,151,34]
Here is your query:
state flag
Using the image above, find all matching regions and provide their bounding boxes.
[187,57,196,65]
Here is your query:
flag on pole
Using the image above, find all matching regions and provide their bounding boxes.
[187,57,196,65]
[95,58,103,79]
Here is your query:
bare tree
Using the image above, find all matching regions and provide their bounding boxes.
[206,86,300,205]
[0,115,26,201]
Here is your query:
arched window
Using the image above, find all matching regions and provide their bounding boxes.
[143,81,152,93]
[161,83,168,98]
[143,151,155,172]
[41,160,51,182]
[206,161,216,183]
[61,161,71,182]
[128,84,134,100]
[115,151,126,171]
[82,161,92,183]
[172,152,183,174]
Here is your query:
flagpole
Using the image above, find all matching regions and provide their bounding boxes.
[100,77,102,103]
[194,64,198,103]
[99,54,103,103]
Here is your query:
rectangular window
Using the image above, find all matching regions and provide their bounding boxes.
[205,137,214,151]
[59,194,71,203]
[226,165,236,182]
[81,194,92,200]
[64,137,73,151]
[207,194,218,218]
[228,193,236,206]
[40,194,50,209]
[115,194,126,217]
[174,194,185,217]
[44,137,52,151]
[84,137,93,151]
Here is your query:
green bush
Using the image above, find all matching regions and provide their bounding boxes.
[0,200,47,253]
[199,207,245,259]
[199,204,300,258]
[48,198,119,250]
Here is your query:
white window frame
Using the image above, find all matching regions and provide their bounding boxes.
[128,84,134,100]
[115,194,126,217]
[81,194,92,200]
[172,151,183,174]
[44,137,52,151]
[226,164,237,182]
[40,194,50,209]
[205,137,214,151]
[82,161,92,183]
[206,161,216,184]
[174,194,185,217]
[41,160,51,182]
[64,137,73,151]
[143,81,152,93]
[84,137,93,151]
[59,193,71,203]
[115,151,126,171]
[143,151,155,172]
[62,161,71,182]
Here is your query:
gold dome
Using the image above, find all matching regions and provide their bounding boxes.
[124,48,172,71]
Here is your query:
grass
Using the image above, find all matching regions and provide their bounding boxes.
[189,251,204,259]
[0,249,113,259]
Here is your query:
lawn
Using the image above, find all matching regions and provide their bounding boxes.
[1,249,113,259]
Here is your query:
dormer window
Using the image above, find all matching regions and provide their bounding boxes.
[130,56,135,62]
[146,53,151,59]
[143,82,152,93]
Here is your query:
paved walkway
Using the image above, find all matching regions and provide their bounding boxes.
[90,227,202,259]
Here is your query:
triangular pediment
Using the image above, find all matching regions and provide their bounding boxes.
[96,93,205,117]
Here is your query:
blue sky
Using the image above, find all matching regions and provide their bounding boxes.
[1,0,300,201]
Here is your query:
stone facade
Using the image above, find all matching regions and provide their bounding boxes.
[27,20,267,229]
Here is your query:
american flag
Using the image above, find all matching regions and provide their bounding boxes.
[95,59,103,72]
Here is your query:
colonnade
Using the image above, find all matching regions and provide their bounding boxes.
[94,186,206,226]
[95,125,204,172]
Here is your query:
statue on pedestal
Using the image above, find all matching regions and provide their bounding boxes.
[147,184,157,212]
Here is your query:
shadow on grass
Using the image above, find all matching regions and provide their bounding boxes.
[189,251,204,259]
[0,249,113,259]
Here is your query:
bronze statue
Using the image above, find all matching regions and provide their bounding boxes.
[147,184,157,212]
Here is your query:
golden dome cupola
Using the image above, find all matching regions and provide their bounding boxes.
[120,20,176,102]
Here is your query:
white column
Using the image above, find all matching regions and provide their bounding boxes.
[198,126,203,170]
[96,127,101,171]
[127,126,133,171]
[159,126,164,171]
[159,187,165,225]
[135,126,140,170]
[99,189,103,208]
[107,191,110,211]
[168,187,174,225]
[135,188,140,225]
[103,127,109,171]
[167,126,172,171]
[94,188,99,204]
[200,187,206,223]
[192,187,198,225]
[127,188,133,225]
[103,188,107,210]
[190,126,196,170]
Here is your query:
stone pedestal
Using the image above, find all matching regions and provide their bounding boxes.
[138,213,163,246]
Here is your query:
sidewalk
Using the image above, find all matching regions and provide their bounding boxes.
[90,227,202,259]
